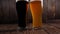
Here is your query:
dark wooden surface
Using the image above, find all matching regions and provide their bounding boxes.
[0,0,17,24]
[43,0,60,19]
[0,20,60,34]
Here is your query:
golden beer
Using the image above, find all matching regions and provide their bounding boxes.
[30,1,42,28]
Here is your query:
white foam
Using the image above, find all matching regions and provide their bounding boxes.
[16,0,43,8]
[16,0,29,2]
[30,0,41,2]
[16,0,20,2]
[30,0,43,8]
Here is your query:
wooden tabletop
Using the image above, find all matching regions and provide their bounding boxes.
[0,20,60,34]
[0,21,60,34]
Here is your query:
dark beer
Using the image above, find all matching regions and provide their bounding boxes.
[16,1,28,28]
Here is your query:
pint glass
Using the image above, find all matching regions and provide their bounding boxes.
[30,0,43,28]
[16,0,28,28]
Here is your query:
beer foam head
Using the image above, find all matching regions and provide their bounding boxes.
[30,0,43,8]
[16,0,29,2]
[25,0,29,2]
[30,0,41,2]
[16,0,20,2]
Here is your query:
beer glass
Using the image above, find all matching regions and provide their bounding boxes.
[30,0,43,28]
[16,0,28,28]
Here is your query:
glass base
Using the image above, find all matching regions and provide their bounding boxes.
[31,26,44,30]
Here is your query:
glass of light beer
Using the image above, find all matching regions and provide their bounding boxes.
[30,0,43,28]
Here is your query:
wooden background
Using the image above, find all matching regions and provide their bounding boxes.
[0,0,17,24]
[0,0,60,24]
[43,0,60,20]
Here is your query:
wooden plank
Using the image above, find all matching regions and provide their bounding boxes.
[55,0,60,19]
[49,23,60,28]
[0,32,4,34]
[4,32,10,34]
[0,0,10,23]
[11,31,17,34]
[0,23,60,34]
[44,23,60,34]
[0,0,2,22]
[0,0,17,24]
[0,0,4,23]
[9,0,17,23]
[38,29,48,34]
